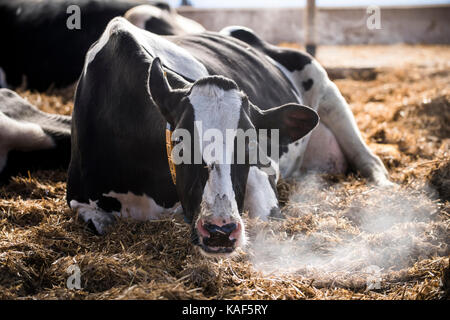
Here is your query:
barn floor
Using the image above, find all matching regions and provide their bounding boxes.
[0,45,449,300]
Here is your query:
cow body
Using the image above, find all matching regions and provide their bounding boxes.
[0,0,203,90]
[124,4,205,35]
[66,18,390,256]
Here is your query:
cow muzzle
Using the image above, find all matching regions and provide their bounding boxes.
[195,195,245,256]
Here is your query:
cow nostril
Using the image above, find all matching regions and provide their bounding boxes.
[197,219,241,250]
[221,223,237,234]
[204,222,237,235]
[203,223,221,234]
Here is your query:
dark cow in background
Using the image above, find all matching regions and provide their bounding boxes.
[0,68,6,88]
[125,4,205,35]
[0,0,204,90]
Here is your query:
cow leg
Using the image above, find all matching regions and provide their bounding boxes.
[70,200,116,235]
[318,82,391,186]
[244,166,280,220]
[298,61,391,186]
[0,110,55,173]
[302,122,348,174]
[279,135,312,178]
[0,89,71,180]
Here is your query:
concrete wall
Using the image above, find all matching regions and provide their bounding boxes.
[178,5,450,45]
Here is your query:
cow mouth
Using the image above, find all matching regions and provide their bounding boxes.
[196,219,242,256]
[200,243,236,254]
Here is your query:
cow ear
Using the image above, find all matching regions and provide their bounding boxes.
[249,102,319,145]
[148,57,187,126]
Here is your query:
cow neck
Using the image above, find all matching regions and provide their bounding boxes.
[165,123,177,185]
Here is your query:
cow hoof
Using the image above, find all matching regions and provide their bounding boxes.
[373,178,397,189]
[370,173,396,189]
[169,202,183,216]
[83,212,116,235]
[70,200,116,235]
[269,206,284,219]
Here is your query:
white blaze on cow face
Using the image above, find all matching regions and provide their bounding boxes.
[188,83,246,254]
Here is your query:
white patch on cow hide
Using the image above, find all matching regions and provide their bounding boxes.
[279,136,311,179]
[291,60,329,109]
[174,13,205,34]
[70,194,182,234]
[124,4,163,30]
[265,55,304,105]
[103,191,180,221]
[0,111,55,172]
[244,166,278,220]
[70,199,115,235]
[302,122,347,174]
[125,4,205,35]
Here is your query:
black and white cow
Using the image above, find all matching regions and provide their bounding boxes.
[0,0,204,90]
[0,89,71,182]
[124,4,205,35]
[61,18,391,256]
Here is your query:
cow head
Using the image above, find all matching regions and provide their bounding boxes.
[148,58,318,256]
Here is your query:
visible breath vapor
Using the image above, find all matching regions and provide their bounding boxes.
[250,174,446,285]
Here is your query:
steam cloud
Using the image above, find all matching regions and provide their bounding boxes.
[250,174,446,287]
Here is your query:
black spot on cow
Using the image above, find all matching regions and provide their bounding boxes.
[302,79,314,91]
[280,144,289,155]
[226,28,264,48]
[145,16,176,36]
[225,27,312,72]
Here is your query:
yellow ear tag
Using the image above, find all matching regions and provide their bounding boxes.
[165,124,176,185]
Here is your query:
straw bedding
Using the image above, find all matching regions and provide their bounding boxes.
[0,45,448,300]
